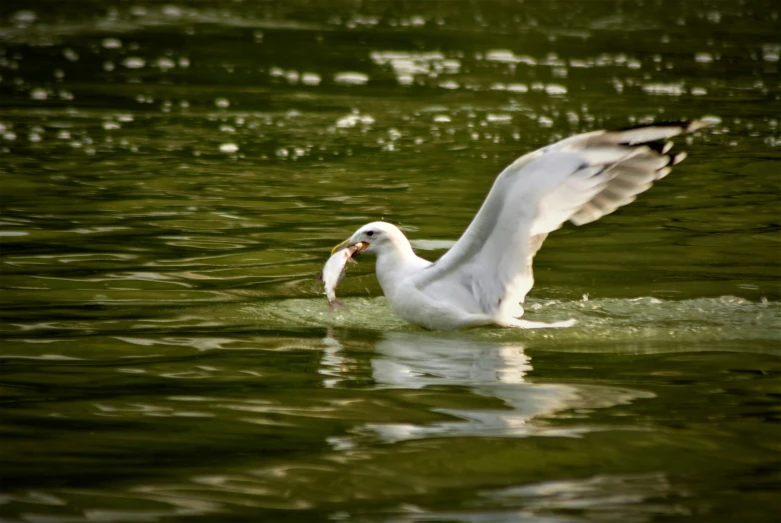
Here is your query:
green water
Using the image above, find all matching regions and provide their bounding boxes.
[1,1,780,521]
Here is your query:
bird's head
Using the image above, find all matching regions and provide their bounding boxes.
[332,221,408,256]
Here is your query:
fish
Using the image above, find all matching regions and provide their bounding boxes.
[318,241,367,310]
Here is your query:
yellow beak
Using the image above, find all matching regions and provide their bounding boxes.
[331,239,368,256]
[331,239,351,255]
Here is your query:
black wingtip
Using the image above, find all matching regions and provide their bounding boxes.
[644,140,673,155]
[617,117,718,134]
[608,117,717,147]
[616,120,700,135]
[615,120,686,132]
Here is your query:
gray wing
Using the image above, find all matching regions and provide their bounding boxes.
[412,120,711,318]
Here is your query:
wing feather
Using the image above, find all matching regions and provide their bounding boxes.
[412,120,710,318]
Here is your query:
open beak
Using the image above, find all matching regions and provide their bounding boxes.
[331,239,369,256]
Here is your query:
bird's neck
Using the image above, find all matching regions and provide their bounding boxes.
[375,239,430,292]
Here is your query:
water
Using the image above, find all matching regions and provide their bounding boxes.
[1,0,780,521]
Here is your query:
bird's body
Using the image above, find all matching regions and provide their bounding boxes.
[330,120,712,331]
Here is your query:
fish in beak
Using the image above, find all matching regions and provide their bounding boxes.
[320,240,369,310]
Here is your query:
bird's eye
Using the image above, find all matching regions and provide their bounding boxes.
[366,230,374,237]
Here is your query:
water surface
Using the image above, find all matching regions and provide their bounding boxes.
[1,1,780,522]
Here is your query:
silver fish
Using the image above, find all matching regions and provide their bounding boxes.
[318,242,367,310]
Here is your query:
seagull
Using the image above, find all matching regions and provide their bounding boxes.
[331,120,712,331]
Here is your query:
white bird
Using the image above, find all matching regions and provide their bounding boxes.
[331,120,712,331]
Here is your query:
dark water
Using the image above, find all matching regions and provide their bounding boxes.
[1,1,780,521]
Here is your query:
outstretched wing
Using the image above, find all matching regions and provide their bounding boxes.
[412,120,710,318]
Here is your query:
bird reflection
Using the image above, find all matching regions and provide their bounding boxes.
[320,330,605,445]
[371,331,533,388]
